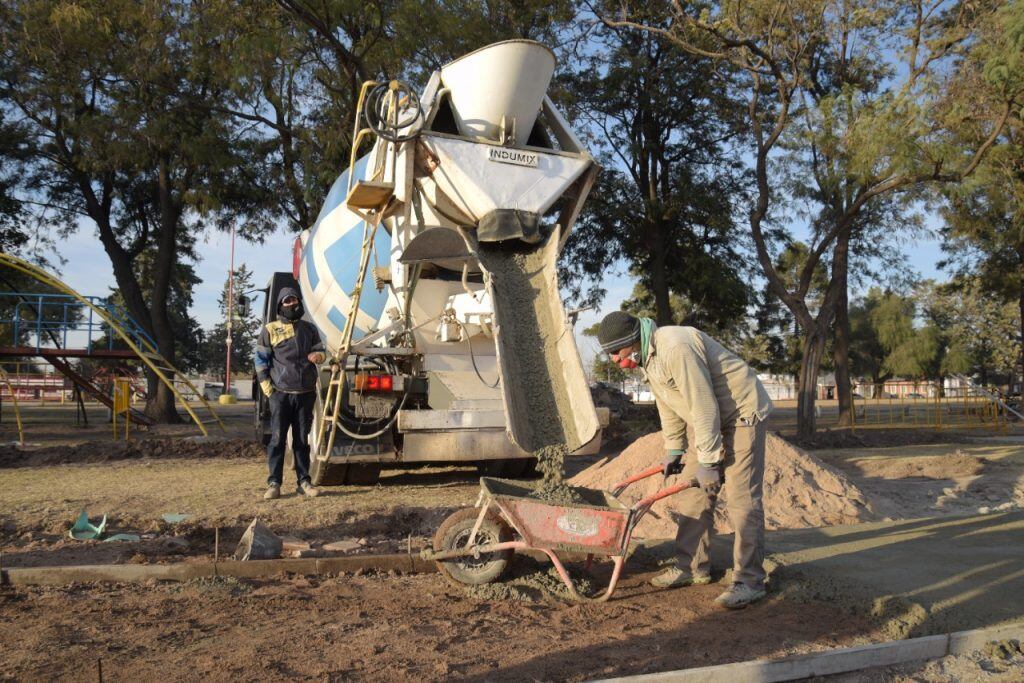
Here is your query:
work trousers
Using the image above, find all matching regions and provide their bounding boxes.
[673,420,767,588]
[267,390,316,487]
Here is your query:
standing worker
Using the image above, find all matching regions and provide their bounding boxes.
[255,287,326,500]
[597,311,773,608]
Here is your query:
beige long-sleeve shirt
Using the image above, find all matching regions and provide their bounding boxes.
[642,326,773,465]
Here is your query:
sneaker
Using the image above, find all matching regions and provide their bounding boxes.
[298,481,320,498]
[714,582,767,609]
[650,566,713,588]
[263,485,281,500]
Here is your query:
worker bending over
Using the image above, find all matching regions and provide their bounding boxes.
[597,311,772,609]
[255,287,325,500]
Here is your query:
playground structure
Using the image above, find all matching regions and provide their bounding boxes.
[0,253,223,436]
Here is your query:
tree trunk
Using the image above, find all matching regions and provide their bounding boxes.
[144,160,183,423]
[833,230,853,426]
[649,234,673,325]
[796,323,829,440]
[1018,281,1024,395]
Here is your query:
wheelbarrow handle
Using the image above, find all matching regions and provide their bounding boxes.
[610,465,664,497]
[632,479,699,510]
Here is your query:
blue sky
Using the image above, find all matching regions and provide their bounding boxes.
[53,213,949,367]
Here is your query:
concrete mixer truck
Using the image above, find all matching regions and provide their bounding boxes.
[254,40,606,485]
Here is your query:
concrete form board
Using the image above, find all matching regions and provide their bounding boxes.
[2,553,437,586]
[596,624,1024,683]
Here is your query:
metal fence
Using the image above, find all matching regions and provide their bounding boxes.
[852,386,1012,431]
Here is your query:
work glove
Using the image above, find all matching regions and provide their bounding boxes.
[661,449,684,477]
[696,464,722,498]
[259,379,274,398]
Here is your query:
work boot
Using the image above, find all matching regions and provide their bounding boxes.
[714,582,767,609]
[263,484,281,500]
[650,566,713,588]
[298,481,320,498]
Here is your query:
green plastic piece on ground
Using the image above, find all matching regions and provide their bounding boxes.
[161,513,191,524]
[69,510,107,540]
[103,533,141,543]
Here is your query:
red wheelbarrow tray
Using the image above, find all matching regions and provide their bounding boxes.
[425,466,698,602]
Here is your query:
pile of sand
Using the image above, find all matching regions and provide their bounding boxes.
[570,431,875,538]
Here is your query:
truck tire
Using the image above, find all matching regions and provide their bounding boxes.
[433,507,514,586]
[343,464,382,486]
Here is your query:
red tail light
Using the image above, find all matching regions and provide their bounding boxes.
[354,373,397,393]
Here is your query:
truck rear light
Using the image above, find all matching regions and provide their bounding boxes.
[353,373,398,392]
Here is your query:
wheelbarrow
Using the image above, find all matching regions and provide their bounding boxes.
[422,465,698,602]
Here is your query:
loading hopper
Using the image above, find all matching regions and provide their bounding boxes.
[439,40,555,146]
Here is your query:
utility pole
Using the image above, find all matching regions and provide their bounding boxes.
[223,224,235,399]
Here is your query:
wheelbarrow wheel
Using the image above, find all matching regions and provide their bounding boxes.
[433,507,513,586]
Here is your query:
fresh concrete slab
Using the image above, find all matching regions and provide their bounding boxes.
[767,511,1024,637]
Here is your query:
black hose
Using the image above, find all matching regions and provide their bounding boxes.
[457,321,499,389]
[364,82,422,143]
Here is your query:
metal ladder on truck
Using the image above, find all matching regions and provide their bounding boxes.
[314,80,409,471]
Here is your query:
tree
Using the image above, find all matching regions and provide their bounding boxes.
[941,126,1024,388]
[561,3,750,326]
[919,278,1020,387]
[848,288,914,395]
[606,0,1023,439]
[202,264,260,381]
[2,1,277,421]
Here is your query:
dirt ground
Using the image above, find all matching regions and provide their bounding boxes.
[2,403,1024,680]
[812,439,1024,520]
[0,568,878,682]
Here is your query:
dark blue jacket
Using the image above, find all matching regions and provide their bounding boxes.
[254,287,325,393]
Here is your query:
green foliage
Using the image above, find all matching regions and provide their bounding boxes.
[845,282,1017,386]
[560,3,750,326]
[919,278,1020,384]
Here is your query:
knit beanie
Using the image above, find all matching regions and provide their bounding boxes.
[597,311,640,354]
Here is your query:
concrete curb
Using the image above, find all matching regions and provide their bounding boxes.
[596,622,1024,683]
[1,553,437,586]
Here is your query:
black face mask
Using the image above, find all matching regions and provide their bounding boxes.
[280,304,303,321]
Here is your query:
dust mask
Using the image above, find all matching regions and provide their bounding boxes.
[617,351,640,369]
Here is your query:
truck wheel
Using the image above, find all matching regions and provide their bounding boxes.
[433,507,513,586]
[343,464,382,485]
[311,459,348,486]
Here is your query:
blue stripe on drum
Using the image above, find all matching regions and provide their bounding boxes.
[323,225,390,330]
[304,246,320,290]
[327,305,360,335]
